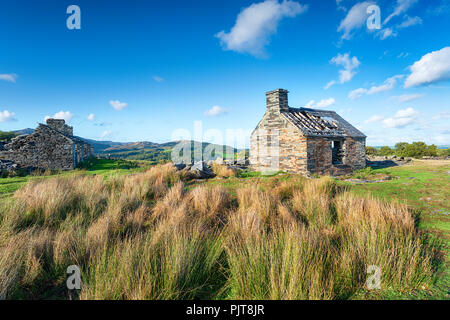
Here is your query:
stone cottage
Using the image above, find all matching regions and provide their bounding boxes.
[0,118,93,170]
[250,89,366,175]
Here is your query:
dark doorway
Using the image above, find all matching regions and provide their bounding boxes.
[332,140,344,164]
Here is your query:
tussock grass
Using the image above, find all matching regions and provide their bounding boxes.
[211,163,238,178]
[0,164,441,300]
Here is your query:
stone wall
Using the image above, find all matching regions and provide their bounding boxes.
[342,137,366,170]
[46,118,73,136]
[250,90,309,174]
[250,89,304,173]
[306,137,333,174]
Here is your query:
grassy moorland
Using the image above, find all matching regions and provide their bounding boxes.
[0,159,447,300]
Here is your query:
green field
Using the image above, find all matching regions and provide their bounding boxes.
[0,158,448,299]
[0,159,149,198]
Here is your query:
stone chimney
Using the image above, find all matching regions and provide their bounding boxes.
[266,89,289,114]
[46,118,73,136]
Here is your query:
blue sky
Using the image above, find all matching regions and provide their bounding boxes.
[0,0,449,146]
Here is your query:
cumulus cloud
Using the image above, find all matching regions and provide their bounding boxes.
[364,115,384,124]
[204,105,228,117]
[153,75,164,83]
[87,113,95,121]
[348,75,403,100]
[0,73,18,83]
[367,75,403,94]
[303,98,336,109]
[0,110,16,122]
[404,47,450,88]
[330,53,361,84]
[384,0,418,25]
[337,1,374,39]
[215,0,308,57]
[382,107,418,128]
[109,100,128,111]
[44,110,74,122]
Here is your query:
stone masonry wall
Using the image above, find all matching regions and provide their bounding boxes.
[306,137,333,174]
[342,136,366,170]
[250,89,309,173]
[46,118,73,136]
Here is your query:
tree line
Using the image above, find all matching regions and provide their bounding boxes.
[366,142,449,158]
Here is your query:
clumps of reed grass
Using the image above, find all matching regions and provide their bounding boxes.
[223,177,437,299]
[0,166,440,300]
[211,162,238,178]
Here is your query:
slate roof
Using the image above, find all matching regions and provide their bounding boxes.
[281,107,366,138]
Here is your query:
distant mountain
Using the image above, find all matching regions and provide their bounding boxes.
[13,128,34,135]
[75,137,127,154]
[97,140,244,164]
[10,129,246,163]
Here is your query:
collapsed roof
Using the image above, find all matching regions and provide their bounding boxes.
[281,107,366,138]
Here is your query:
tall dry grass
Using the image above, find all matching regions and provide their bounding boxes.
[0,164,440,300]
[211,162,238,178]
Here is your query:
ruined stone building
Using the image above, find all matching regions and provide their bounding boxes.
[250,89,366,175]
[0,119,93,170]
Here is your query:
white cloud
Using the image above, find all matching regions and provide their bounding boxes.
[153,75,164,83]
[432,111,450,120]
[395,107,417,118]
[404,47,450,88]
[44,110,74,122]
[378,28,397,40]
[348,88,367,100]
[87,113,95,121]
[330,53,361,84]
[337,1,374,39]
[348,75,403,100]
[204,105,228,116]
[215,0,308,57]
[397,15,422,28]
[384,0,418,25]
[382,107,418,128]
[364,115,384,124]
[303,98,336,109]
[367,75,403,94]
[0,110,16,122]
[324,80,336,90]
[0,73,18,83]
[390,93,424,103]
[109,100,128,111]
